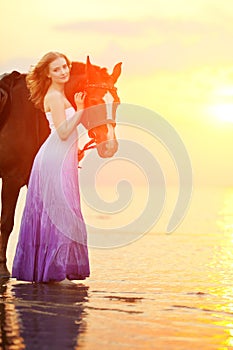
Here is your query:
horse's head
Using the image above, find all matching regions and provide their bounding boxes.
[65,57,122,158]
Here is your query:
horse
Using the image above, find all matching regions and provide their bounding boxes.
[0,56,122,274]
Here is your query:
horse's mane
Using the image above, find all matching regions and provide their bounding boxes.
[66,61,103,108]
[70,61,101,74]
[70,61,109,82]
[0,71,24,125]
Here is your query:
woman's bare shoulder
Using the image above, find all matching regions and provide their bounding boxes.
[44,90,64,112]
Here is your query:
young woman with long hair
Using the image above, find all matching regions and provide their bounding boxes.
[12,52,90,282]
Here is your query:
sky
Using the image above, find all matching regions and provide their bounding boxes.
[0,0,233,188]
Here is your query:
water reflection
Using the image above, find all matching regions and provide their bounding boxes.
[207,188,233,349]
[0,277,25,349]
[0,279,89,349]
[217,188,233,234]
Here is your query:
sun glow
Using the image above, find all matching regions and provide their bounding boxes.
[207,85,233,124]
[209,103,233,123]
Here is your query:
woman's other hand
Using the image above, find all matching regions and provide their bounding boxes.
[74,92,86,111]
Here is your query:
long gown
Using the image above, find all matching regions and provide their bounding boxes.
[12,107,90,282]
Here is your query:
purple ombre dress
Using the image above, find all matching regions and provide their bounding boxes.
[12,107,90,282]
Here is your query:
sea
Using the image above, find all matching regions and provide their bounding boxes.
[1,185,233,350]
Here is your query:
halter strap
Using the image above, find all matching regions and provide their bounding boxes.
[87,119,116,130]
[82,138,96,151]
[85,83,117,92]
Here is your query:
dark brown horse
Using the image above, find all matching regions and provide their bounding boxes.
[0,56,122,274]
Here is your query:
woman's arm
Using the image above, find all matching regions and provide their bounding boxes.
[48,91,85,140]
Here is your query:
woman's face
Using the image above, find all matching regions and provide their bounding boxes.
[48,57,70,84]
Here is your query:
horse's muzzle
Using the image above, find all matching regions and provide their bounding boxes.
[96,139,118,158]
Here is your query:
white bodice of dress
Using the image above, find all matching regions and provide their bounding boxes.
[45,107,76,132]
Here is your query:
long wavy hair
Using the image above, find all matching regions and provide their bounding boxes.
[26,52,71,111]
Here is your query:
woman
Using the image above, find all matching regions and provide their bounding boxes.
[12,52,90,282]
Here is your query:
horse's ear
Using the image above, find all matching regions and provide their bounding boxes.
[85,56,92,80]
[86,55,91,67]
[111,62,122,83]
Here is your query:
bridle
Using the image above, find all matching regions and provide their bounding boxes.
[85,82,120,103]
[79,81,120,157]
[85,82,118,92]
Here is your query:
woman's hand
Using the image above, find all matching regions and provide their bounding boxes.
[74,91,86,111]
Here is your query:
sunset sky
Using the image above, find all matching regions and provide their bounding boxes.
[1,0,233,188]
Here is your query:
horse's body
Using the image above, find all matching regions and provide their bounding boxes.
[0,57,121,272]
[0,72,50,270]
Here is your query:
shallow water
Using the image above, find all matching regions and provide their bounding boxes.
[1,186,233,349]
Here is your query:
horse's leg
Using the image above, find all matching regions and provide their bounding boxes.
[0,177,21,264]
